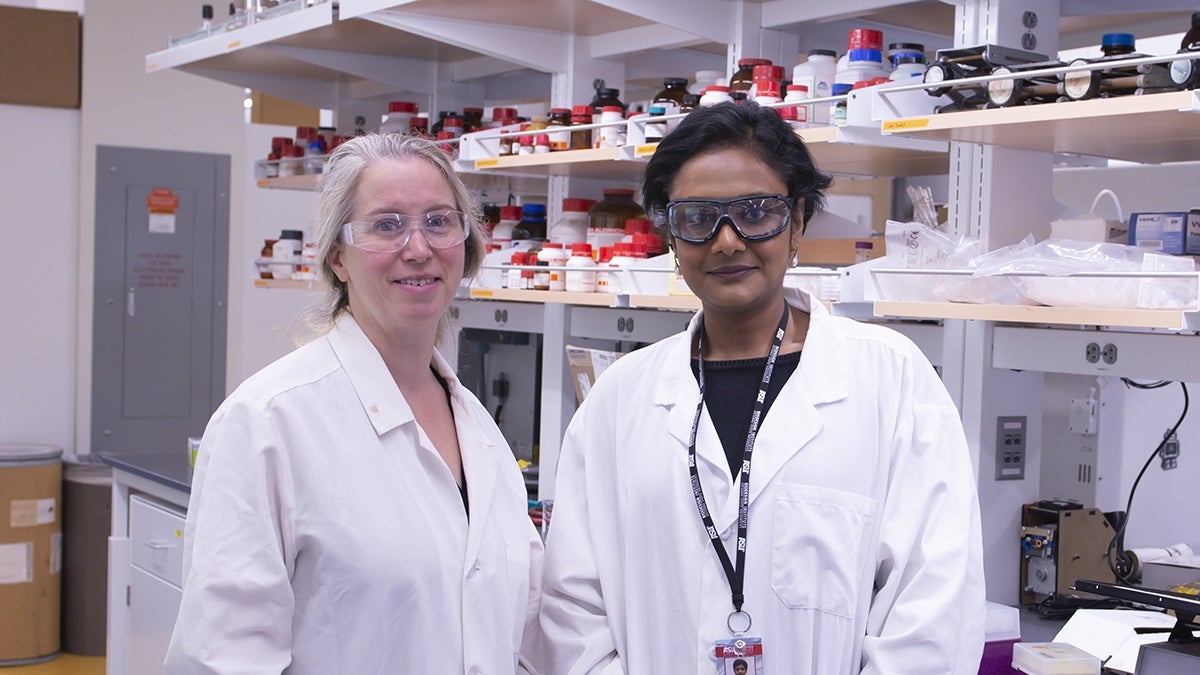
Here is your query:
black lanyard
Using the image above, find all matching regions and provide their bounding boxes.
[687,303,789,629]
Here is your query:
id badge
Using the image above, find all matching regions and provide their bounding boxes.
[713,637,764,674]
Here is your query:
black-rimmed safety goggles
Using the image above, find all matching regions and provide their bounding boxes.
[664,194,794,244]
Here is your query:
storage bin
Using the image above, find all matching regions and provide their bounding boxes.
[0,444,62,665]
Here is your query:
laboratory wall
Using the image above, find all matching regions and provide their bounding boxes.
[0,0,316,455]
[0,102,79,452]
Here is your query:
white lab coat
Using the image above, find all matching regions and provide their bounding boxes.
[541,288,985,675]
[166,315,543,675]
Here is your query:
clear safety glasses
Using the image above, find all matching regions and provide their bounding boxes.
[664,194,794,244]
[342,210,470,252]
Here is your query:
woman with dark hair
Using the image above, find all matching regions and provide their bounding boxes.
[541,102,985,674]
[166,133,543,674]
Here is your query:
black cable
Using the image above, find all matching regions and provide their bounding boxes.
[1106,380,1189,584]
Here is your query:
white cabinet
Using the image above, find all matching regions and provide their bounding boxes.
[105,459,191,675]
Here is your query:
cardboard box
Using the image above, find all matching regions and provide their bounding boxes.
[250,91,320,128]
[0,450,62,661]
[796,238,885,266]
[565,345,626,405]
[0,6,81,109]
[1128,211,1200,255]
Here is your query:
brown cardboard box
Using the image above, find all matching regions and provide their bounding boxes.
[0,457,62,662]
[250,91,320,128]
[565,345,626,405]
[796,238,885,266]
[0,6,81,109]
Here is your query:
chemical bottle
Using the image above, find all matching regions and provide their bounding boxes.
[518,203,548,240]
[590,86,626,123]
[792,49,837,124]
[730,58,772,92]
[380,101,418,134]
[303,139,324,174]
[829,83,853,126]
[507,251,529,289]
[1101,33,1136,57]
[888,43,927,80]
[538,242,568,291]
[532,260,551,291]
[644,106,667,143]
[569,105,593,150]
[753,79,783,106]
[565,243,598,292]
[783,84,810,126]
[836,48,891,90]
[259,238,277,279]
[550,198,595,245]
[546,108,572,151]
[462,107,484,133]
[491,204,523,249]
[749,63,785,98]
[588,189,644,261]
[652,77,690,117]
[595,246,617,293]
[271,230,303,280]
[597,106,625,148]
[700,85,733,107]
[690,70,724,95]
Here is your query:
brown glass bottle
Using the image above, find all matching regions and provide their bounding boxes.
[730,58,772,92]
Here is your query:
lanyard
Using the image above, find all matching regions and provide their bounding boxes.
[687,302,789,633]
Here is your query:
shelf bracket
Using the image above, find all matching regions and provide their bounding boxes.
[588,0,733,44]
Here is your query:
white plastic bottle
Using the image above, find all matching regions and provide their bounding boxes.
[271,229,303,280]
[549,198,593,246]
[783,84,811,127]
[699,85,733,107]
[507,251,528,290]
[792,49,837,125]
[538,242,568,292]
[490,204,522,250]
[603,242,641,294]
[564,243,598,292]
[835,49,891,90]
[597,106,625,148]
[595,246,617,293]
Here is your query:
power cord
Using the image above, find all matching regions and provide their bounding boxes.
[1106,379,1190,584]
[491,373,509,424]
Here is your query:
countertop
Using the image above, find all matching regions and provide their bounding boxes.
[99,451,193,494]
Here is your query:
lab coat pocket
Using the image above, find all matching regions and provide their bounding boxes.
[771,483,877,618]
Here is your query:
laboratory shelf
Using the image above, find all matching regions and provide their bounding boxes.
[253,278,322,290]
[872,300,1200,331]
[800,125,950,177]
[255,173,321,191]
[881,89,1200,165]
[459,147,640,180]
[468,288,620,307]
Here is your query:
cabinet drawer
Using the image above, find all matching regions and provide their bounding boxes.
[130,494,185,588]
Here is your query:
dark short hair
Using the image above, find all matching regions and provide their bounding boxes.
[733,658,748,668]
[642,101,832,231]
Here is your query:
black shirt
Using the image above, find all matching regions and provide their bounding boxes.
[691,350,802,479]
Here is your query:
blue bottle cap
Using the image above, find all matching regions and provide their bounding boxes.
[846,48,884,63]
[1102,33,1135,50]
[831,83,854,96]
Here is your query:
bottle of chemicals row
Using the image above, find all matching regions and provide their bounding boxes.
[836,48,891,90]
[783,84,810,126]
[538,242,568,291]
[546,107,572,151]
[792,49,837,125]
[652,77,690,117]
[569,105,593,150]
[590,86,626,123]
[829,83,853,126]
[491,204,523,249]
[597,106,625,148]
[588,189,643,261]
[565,243,598,292]
[550,198,595,245]
[888,43,927,80]
[730,57,772,92]
[507,251,528,289]
[380,101,418,134]
[271,229,303,280]
[518,203,548,240]
[700,85,733,107]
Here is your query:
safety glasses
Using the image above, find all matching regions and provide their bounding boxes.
[664,194,794,244]
[342,210,469,252]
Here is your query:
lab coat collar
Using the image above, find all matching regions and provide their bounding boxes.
[655,288,850,528]
[329,315,500,564]
[327,315,415,436]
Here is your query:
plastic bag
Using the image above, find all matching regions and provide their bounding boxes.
[934,235,1038,305]
[970,239,1197,309]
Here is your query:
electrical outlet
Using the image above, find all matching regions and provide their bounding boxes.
[1162,429,1181,470]
[995,416,1027,481]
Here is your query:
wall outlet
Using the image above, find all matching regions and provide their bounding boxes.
[996,416,1027,481]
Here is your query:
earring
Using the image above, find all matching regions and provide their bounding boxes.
[673,256,680,274]
[791,250,800,268]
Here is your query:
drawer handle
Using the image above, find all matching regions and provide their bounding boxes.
[143,538,178,551]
